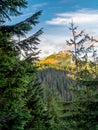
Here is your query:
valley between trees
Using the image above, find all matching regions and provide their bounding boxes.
[0,0,98,130]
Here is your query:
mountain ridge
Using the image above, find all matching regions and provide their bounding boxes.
[38,50,74,69]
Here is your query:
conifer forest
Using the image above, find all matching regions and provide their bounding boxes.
[0,0,98,130]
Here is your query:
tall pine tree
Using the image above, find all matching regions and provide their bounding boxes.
[0,0,50,130]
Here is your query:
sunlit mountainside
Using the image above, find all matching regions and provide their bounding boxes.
[38,50,75,69]
[38,49,98,101]
[37,50,75,101]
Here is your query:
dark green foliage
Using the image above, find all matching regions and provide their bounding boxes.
[25,82,52,130]
[0,1,66,130]
[45,88,66,130]
[64,87,98,130]
[0,32,32,130]
[0,29,45,130]
[0,0,27,22]
[0,0,49,130]
[38,68,73,101]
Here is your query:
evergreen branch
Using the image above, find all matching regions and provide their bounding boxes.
[75,30,84,39]
[14,29,43,61]
[0,8,11,21]
[0,0,27,20]
[14,29,43,51]
[0,11,42,36]
[66,40,73,45]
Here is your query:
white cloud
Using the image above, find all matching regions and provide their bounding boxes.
[38,34,72,58]
[29,9,98,59]
[46,9,98,25]
[38,34,98,59]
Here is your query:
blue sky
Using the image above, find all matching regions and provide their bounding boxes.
[9,0,98,58]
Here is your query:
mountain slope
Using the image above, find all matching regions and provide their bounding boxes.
[38,50,98,101]
[38,50,74,69]
[38,68,73,101]
[37,50,76,101]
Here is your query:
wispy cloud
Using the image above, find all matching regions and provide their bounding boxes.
[32,3,47,11]
[39,34,72,58]
[46,9,98,25]
[40,9,98,58]
[39,34,98,59]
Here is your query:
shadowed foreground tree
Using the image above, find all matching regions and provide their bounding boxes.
[0,0,54,130]
[0,1,66,130]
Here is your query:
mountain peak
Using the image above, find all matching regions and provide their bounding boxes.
[57,50,72,56]
[39,50,74,68]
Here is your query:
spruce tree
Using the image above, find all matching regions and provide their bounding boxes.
[0,0,47,130]
[64,22,98,130]
[66,22,92,71]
